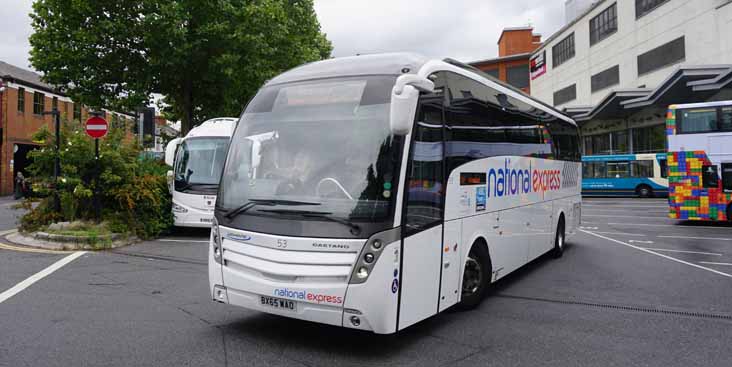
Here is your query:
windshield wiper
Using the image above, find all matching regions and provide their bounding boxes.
[258,209,361,236]
[223,199,321,219]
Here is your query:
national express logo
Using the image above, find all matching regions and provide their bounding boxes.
[487,158,561,199]
[273,288,344,305]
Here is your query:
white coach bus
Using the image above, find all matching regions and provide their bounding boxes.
[210,53,582,333]
[165,117,237,227]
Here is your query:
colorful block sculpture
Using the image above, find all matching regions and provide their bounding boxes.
[667,151,731,221]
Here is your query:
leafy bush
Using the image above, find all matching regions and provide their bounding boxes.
[20,120,173,239]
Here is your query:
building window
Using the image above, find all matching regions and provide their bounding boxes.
[611,130,629,154]
[506,64,530,89]
[637,36,685,76]
[33,92,45,115]
[584,134,611,155]
[553,84,577,106]
[52,96,58,111]
[590,3,618,46]
[73,103,81,121]
[591,65,620,93]
[484,68,499,79]
[552,33,575,68]
[17,87,25,113]
[632,124,665,153]
[636,0,670,18]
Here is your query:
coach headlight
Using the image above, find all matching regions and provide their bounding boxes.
[212,218,222,264]
[172,202,188,213]
[348,227,401,285]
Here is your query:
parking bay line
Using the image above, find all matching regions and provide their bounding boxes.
[641,248,723,256]
[0,251,87,304]
[658,235,732,241]
[579,230,732,279]
[607,222,732,229]
[699,262,732,266]
[587,231,647,237]
[584,214,669,219]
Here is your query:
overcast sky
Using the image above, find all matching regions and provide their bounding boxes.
[1,0,566,71]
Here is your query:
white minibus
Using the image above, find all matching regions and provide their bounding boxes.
[209,53,581,333]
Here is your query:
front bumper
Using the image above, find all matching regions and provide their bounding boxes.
[209,226,402,334]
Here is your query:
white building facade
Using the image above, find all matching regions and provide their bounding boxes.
[530,0,732,157]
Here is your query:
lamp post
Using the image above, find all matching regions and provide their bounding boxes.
[42,108,61,213]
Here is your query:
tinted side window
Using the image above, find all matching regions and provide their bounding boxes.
[631,160,653,178]
[547,118,581,161]
[722,163,732,191]
[678,107,718,134]
[583,162,606,178]
[404,76,446,233]
[702,165,719,188]
[444,72,553,174]
[660,159,668,179]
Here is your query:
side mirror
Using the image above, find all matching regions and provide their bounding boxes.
[166,170,174,194]
[390,75,435,136]
[164,138,182,167]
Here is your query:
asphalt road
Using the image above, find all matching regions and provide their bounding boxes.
[1,198,731,367]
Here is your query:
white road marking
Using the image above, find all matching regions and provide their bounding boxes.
[657,235,732,241]
[591,231,647,237]
[159,239,209,243]
[607,223,676,227]
[580,226,599,230]
[641,248,723,256]
[585,208,668,215]
[579,230,732,279]
[699,262,732,266]
[628,240,654,244]
[584,214,669,219]
[0,251,87,304]
[608,222,732,230]
[582,201,668,209]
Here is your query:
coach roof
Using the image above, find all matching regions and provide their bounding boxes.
[266,53,429,86]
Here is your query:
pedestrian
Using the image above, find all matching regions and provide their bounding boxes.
[14,172,25,199]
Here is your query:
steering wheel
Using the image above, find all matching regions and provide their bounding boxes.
[316,178,354,200]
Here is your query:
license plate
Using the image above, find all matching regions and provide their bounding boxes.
[260,296,296,312]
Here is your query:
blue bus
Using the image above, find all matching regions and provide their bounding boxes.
[582,153,668,197]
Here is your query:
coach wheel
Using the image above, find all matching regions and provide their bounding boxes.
[636,184,653,198]
[459,243,491,309]
[727,203,732,222]
[551,216,565,259]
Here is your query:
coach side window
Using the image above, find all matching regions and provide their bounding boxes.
[443,71,553,175]
[404,74,446,233]
[547,119,581,161]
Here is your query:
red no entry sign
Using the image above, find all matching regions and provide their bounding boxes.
[85,116,108,138]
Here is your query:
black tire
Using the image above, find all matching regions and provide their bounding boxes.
[551,217,565,259]
[727,203,732,222]
[636,184,653,198]
[459,243,491,309]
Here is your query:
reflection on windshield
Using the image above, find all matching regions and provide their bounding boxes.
[174,137,230,192]
[219,76,400,222]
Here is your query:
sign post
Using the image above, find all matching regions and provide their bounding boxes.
[85,116,108,222]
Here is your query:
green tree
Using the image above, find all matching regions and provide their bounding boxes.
[29,0,332,134]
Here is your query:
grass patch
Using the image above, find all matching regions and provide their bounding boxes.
[43,221,113,237]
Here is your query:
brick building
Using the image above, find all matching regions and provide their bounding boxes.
[0,61,135,196]
[468,27,542,94]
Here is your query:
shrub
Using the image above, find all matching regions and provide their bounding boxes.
[20,120,173,239]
